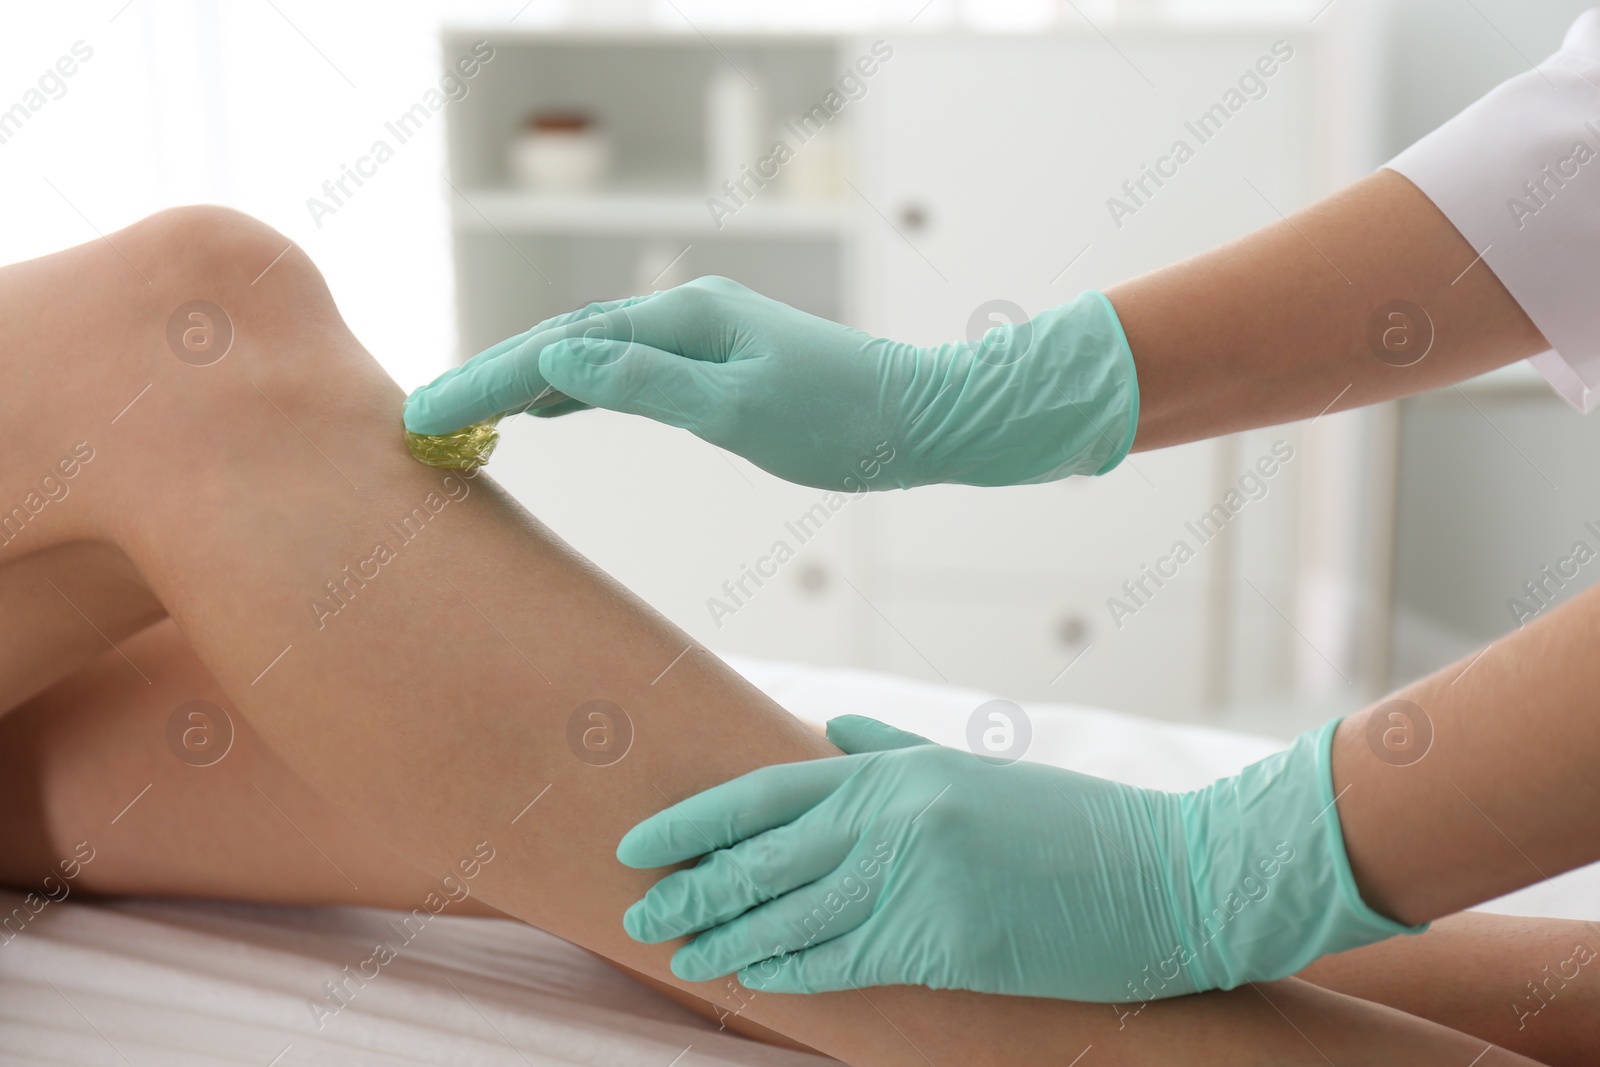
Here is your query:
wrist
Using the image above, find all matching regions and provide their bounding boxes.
[912,291,1140,487]
[1324,712,1438,927]
[1307,718,1429,936]
[1180,720,1426,991]
[1080,291,1140,475]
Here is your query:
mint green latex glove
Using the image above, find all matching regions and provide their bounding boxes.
[402,277,1138,491]
[615,715,1423,1001]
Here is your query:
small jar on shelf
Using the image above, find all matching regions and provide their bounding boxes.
[509,110,611,194]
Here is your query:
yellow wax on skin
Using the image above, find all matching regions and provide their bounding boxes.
[403,419,500,469]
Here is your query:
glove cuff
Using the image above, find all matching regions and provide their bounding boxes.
[1308,717,1431,954]
[1181,718,1427,991]
[1026,290,1140,481]
[903,290,1140,487]
[1084,290,1141,477]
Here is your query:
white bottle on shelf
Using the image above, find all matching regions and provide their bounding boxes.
[704,64,763,195]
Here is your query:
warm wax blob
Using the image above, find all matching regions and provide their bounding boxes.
[403,419,500,469]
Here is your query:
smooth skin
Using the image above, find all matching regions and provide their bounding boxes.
[0,206,1570,1065]
[1111,169,1550,448]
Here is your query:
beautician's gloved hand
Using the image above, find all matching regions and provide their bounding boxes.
[615,715,1423,1002]
[402,277,1139,490]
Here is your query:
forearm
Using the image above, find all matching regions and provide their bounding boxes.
[1108,169,1549,451]
[1333,580,1600,926]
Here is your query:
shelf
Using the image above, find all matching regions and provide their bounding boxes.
[450,188,851,237]
[441,10,1329,42]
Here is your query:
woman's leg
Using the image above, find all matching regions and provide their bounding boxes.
[0,617,462,910]
[0,615,813,1052]
[1298,914,1600,1067]
[0,206,1548,1066]
[2,618,1596,1064]
[0,541,165,716]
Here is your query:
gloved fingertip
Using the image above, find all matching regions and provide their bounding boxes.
[617,822,688,870]
[621,900,657,943]
[670,948,721,984]
[736,963,794,994]
[614,829,653,869]
[402,386,480,436]
[823,715,874,748]
[825,715,934,753]
[400,392,434,434]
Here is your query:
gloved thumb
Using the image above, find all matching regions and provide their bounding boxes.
[539,339,725,435]
[825,715,936,754]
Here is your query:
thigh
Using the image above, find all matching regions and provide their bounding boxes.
[0,540,164,718]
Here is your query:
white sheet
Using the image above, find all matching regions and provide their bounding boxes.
[2,656,1594,1065]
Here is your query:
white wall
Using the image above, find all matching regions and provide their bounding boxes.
[0,0,507,393]
[1381,0,1594,156]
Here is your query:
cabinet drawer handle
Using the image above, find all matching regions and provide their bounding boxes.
[899,202,929,231]
[1056,613,1090,648]
[797,563,830,595]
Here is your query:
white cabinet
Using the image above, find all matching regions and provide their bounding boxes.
[443,19,1365,725]
[849,32,1319,341]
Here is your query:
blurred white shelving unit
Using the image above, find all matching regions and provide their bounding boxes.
[443,29,857,348]
[441,16,1377,730]
[454,188,852,236]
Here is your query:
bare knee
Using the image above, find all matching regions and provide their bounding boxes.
[0,208,325,530]
[1,204,339,412]
[122,204,287,264]
[136,211,406,492]
[118,205,334,321]
[0,205,397,556]
[113,206,382,410]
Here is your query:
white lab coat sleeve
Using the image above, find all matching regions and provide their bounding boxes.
[1384,9,1600,411]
